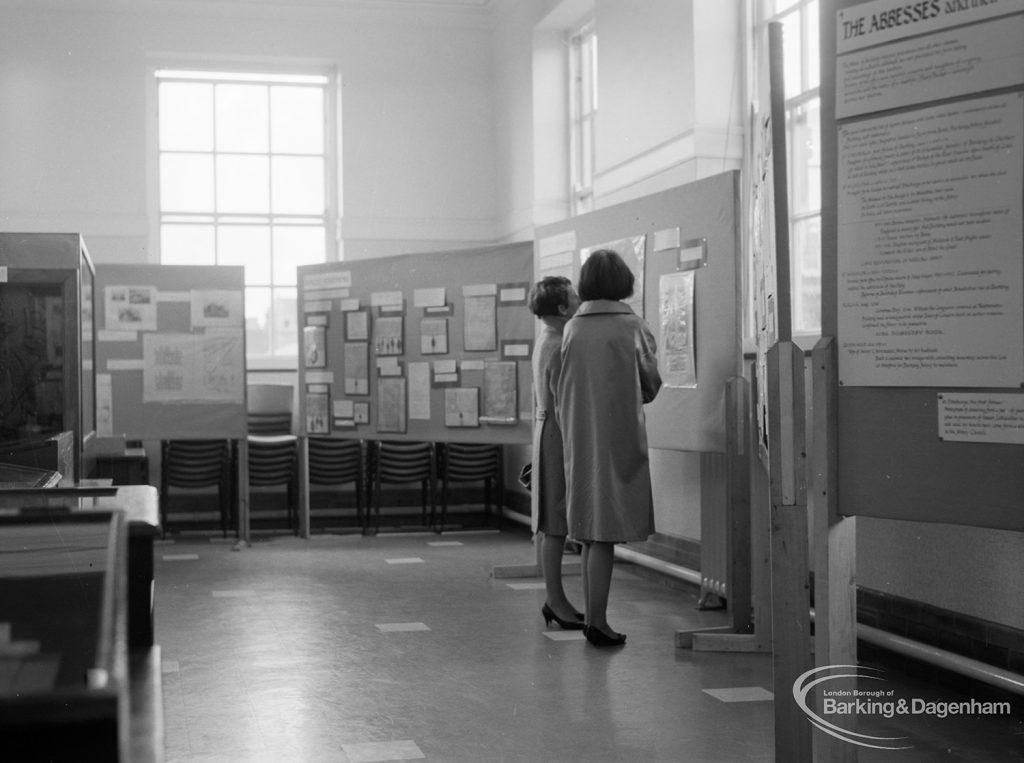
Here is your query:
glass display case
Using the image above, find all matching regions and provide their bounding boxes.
[0,232,97,482]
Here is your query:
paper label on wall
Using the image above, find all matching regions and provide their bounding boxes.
[837,94,1024,387]
[413,288,447,308]
[653,228,681,252]
[303,270,351,291]
[538,230,577,257]
[937,392,1024,444]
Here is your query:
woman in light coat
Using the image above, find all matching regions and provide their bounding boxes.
[556,250,662,647]
[529,276,584,630]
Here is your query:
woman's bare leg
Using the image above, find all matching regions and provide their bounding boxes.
[541,532,579,619]
[585,541,619,636]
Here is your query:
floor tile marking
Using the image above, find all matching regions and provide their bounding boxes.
[162,660,180,674]
[703,686,774,703]
[427,541,464,547]
[211,590,255,598]
[341,739,425,762]
[162,554,200,561]
[386,557,425,564]
[376,622,431,632]
[506,582,546,590]
[543,631,586,641]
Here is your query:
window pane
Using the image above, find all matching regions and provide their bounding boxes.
[218,225,272,285]
[216,155,270,213]
[781,10,802,98]
[774,0,800,14]
[159,82,213,151]
[215,84,268,152]
[790,98,821,214]
[272,287,298,355]
[271,156,325,215]
[160,154,214,212]
[271,86,324,154]
[806,2,820,90]
[792,216,821,333]
[272,226,325,285]
[245,286,271,356]
[161,224,215,265]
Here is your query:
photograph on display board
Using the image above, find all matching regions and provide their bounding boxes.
[105,285,158,332]
[377,377,407,433]
[444,387,479,427]
[374,315,404,356]
[191,289,243,329]
[303,325,327,368]
[306,391,330,434]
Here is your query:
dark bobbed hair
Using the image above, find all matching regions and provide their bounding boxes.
[528,275,574,317]
[578,249,634,302]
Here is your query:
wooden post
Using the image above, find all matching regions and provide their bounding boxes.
[236,438,251,548]
[297,435,311,539]
[811,337,858,762]
[768,340,812,762]
[727,376,753,634]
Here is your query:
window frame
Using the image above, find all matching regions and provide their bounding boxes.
[568,18,597,217]
[148,64,340,368]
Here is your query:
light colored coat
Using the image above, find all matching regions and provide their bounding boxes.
[556,300,662,543]
[530,317,569,535]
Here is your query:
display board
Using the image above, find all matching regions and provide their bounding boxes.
[296,243,533,445]
[93,264,247,440]
[535,172,742,453]
[822,0,1024,530]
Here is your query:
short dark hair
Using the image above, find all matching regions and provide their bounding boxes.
[527,276,573,317]
[578,249,634,301]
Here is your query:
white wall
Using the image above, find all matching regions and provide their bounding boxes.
[0,1,500,263]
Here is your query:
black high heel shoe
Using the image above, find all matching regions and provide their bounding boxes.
[583,625,626,647]
[542,603,585,630]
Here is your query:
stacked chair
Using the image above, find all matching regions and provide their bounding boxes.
[436,442,504,531]
[307,437,365,532]
[246,384,298,534]
[159,439,233,537]
[366,440,436,533]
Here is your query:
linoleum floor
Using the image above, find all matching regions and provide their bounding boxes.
[154,528,1023,762]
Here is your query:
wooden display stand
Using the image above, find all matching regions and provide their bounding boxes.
[295,243,534,536]
[93,264,248,539]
